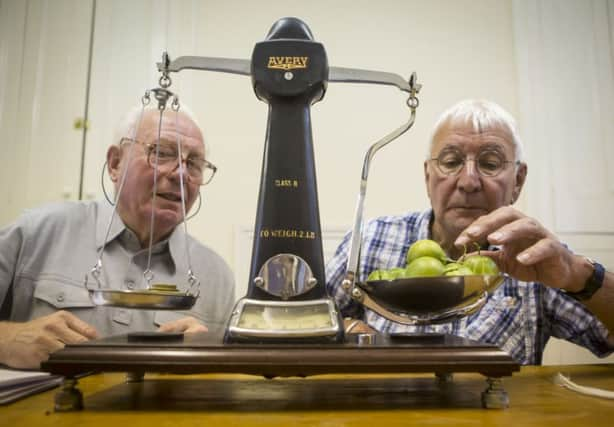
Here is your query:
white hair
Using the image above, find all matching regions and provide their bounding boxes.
[427,99,524,163]
[112,102,207,156]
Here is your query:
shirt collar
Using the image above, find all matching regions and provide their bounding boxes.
[417,208,434,240]
[168,222,189,273]
[95,200,125,250]
[94,199,187,272]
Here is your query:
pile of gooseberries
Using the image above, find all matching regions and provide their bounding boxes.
[367,239,499,281]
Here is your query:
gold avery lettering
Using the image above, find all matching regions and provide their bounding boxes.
[267,56,309,70]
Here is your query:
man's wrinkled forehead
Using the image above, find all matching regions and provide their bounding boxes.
[137,109,198,135]
[136,109,205,150]
[431,120,514,155]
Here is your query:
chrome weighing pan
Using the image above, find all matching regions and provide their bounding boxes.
[352,274,505,324]
[357,274,504,315]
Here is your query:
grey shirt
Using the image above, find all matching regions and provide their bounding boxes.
[0,200,235,336]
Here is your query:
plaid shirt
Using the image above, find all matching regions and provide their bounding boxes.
[325,209,613,365]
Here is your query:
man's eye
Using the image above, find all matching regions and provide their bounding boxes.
[479,161,500,171]
[157,147,177,159]
[478,154,503,171]
[440,156,463,168]
[187,158,204,172]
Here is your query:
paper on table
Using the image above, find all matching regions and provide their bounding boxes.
[0,367,63,405]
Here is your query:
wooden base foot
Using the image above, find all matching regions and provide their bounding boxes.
[54,378,83,412]
[481,377,509,409]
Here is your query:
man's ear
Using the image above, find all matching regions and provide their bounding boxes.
[511,162,528,204]
[424,160,432,199]
[107,145,122,183]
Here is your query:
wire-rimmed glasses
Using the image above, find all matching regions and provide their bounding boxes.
[430,147,519,177]
[120,138,217,185]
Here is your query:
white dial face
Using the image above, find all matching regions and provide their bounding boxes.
[237,302,333,331]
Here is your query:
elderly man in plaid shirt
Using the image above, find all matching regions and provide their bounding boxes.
[326,99,613,365]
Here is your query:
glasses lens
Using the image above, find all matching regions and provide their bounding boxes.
[146,143,215,185]
[148,144,176,166]
[476,151,505,176]
[178,158,215,185]
[199,162,216,185]
[185,158,205,183]
[436,150,464,175]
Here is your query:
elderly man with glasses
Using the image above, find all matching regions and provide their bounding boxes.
[0,105,235,369]
[326,99,613,365]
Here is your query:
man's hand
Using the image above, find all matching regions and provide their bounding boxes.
[158,316,208,334]
[455,206,589,291]
[0,311,99,369]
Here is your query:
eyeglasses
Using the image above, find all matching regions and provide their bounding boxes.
[430,148,519,177]
[120,138,217,185]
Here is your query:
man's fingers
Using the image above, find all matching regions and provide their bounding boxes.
[158,317,207,333]
[513,238,561,265]
[455,206,524,247]
[157,322,176,333]
[45,311,98,343]
[51,324,91,345]
[183,323,208,333]
[486,217,548,245]
[63,312,99,339]
[0,312,97,369]
[34,332,65,354]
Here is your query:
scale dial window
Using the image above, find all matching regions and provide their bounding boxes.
[238,303,333,330]
[227,298,340,338]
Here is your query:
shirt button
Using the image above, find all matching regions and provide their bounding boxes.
[56,292,65,302]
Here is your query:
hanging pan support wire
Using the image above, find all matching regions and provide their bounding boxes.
[340,74,421,299]
[85,52,200,304]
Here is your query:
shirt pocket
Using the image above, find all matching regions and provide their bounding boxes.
[32,278,94,318]
[478,296,523,330]
[471,296,526,356]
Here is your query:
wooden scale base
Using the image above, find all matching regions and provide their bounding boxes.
[42,330,519,411]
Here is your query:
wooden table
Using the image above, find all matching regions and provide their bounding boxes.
[1,365,613,426]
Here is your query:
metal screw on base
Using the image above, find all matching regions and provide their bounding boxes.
[435,372,453,386]
[125,372,145,383]
[357,333,376,345]
[481,377,510,409]
[54,378,83,412]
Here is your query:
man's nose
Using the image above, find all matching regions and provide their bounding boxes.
[457,159,481,192]
[164,158,193,187]
[167,155,189,174]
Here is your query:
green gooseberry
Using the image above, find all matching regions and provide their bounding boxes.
[406,239,447,265]
[405,256,445,277]
[462,255,499,275]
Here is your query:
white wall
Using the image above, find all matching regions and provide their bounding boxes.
[513,0,614,365]
[0,0,93,222]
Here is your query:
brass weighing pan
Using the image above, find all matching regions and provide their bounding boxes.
[88,284,197,310]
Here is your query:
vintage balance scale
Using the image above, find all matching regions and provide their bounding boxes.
[42,17,518,410]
